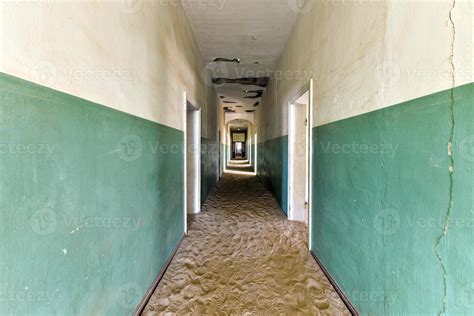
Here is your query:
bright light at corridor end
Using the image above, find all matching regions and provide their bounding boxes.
[224,162,256,176]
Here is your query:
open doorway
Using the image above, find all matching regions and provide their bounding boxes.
[224,122,256,175]
[288,90,310,223]
[231,129,247,160]
[185,99,201,221]
[248,133,252,166]
[254,133,258,175]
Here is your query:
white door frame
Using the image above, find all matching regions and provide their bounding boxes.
[226,124,232,163]
[287,79,314,250]
[183,91,201,234]
[248,133,252,166]
[254,133,258,175]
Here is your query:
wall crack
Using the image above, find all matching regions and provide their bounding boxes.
[434,1,456,315]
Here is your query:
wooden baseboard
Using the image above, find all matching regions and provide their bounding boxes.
[134,235,185,316]
[310,251,359,316]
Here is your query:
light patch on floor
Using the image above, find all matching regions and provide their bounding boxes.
[143,174,350,315]
[226,160,255,174]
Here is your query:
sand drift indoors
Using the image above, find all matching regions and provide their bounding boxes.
[143,174,349,315]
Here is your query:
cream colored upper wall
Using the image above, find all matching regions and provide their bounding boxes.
[0,0,214,131]
[256,0,473,141]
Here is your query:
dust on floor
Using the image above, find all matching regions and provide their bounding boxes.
[143,174,350,315]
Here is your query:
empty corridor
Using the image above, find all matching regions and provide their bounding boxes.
[143,174,350,315]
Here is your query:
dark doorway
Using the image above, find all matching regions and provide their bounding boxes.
[231,130,247,160]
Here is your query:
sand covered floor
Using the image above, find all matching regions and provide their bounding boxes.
[143,174,350,315]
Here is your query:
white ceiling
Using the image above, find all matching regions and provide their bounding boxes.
[182,0,297,113]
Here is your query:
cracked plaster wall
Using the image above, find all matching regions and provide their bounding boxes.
[0,0,218,134]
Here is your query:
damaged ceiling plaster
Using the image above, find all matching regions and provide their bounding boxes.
[182,0,297,113]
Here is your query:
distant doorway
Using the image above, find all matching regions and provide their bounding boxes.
[288,90,310,223]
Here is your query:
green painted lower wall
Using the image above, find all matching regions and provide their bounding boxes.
[201,137,217,203]
[257,136,288,214]
[0,73,185,315]
[311,83,474,315]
